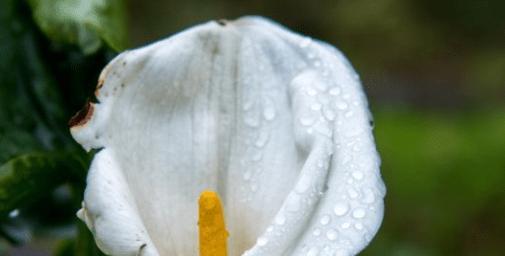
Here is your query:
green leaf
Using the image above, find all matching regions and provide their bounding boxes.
[0,0,66,161]
[0,0,113,163]
[0,152,87,217]
[28,0,127,54]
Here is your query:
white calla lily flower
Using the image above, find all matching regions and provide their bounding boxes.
[70,16,385,256]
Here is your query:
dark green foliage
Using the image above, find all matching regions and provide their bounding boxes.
[0,0,125,254]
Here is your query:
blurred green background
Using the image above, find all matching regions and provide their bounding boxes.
[1,0,504,255]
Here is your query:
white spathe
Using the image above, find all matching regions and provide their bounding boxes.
[71,16,386,256]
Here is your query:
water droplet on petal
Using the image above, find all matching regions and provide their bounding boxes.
[362,188,376,204]
[251,183,259,192]
[334,248,349,256]
[244,115,260,127]
[336,101,348,110]
[299,115,317,126]
[317,125,332,137]
[323,108,336,121]
[352,208,366,219]
[243,100,254,111]
[257,236,268,246]
[300,37,312,48]
[326,229,338,241]
[311,103,322,111]
[329,87,341,96]
[307,247,319,256]
[313,228,322,236]
[251,150,262,161]
[296,176,312,193]
[341,222,351,229]
[320,215,331,225]
[347,188,359,199]
[306,87,318,96]
[333,202,349,216]
[275,214,286,225]
[255,131,269,148]
[354,222,364,230]
[352,171,364,180]
[243,171,252,181]
[287,194,302,212]
[262,98,276,121]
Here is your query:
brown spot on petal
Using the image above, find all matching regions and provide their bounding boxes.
[95,80,104,98]
[69,101,94,128]
[97,77,104,90]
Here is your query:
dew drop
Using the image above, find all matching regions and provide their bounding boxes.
[352,208,366,219]
[307,247,319,256]
[315,81,329,92]
[262,99,276,121]
[275,214,286,225]
[341,222,351,229]
[329,87,341,96]
[251,150,262,162]
[251,183,259,192]
[257,236,268,246]
[323,108,336,121]
[243,100,254,111]
[300,37,312,48]
[295,176,312,193]
[361,188,376,204]
[244,115,260,127]
[334,248,349,256]
[243,171,252,181]
[313,228,322,236]
[263,108,276,121]
[317,125,332,137]
[255,131,269,148]
[299,115,317,126]
[344,111,354,118]
[311,103,322,111]
[354,222,364,230]
[347,188,359,199]
[352,171,364,180]
[336,101,348,110]
[286,195,302,212]
[333,202,349,216]
[320,215,331,225]
[306,87,318,96]
[326,229,338,241]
